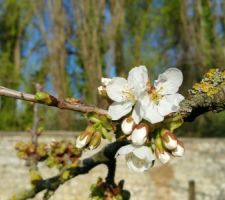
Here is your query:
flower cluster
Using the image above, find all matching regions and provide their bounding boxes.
[45,141,81,169]
[154,129,184,164]
[15,141,82,169]
[99,66,185,172]
[75,114,114,150]
[103,66,184,124]
[15,142,47,161]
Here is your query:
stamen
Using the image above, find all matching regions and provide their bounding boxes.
[149,87,162,104]
[122,85,136,102]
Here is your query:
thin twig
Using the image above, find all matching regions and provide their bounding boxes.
[0,86,108,115]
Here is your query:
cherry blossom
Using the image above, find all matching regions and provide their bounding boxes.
[116,144,155,172]
[106,66,148,121]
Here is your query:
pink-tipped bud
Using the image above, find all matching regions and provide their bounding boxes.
[131,123,148,145]
[156,150,171,164]
[98,86,107,96]
[172,140,184,157]
[75,126,94,149]
[155,136,170,164]
[121,117,135,135]
[101,78,112,86]
[88,131,102,150]
[161,129,177,150]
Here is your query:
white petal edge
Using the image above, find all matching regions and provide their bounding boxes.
[108,101,133,120]
[143,102,164,124]
[132,101,143,124]
[154,68,183,95]
[106,77,128,102]
[157,93,184,116]
[115,144,135,157]
[128,65,149,95]
[133,146,155,161]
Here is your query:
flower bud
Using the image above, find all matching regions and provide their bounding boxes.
[88,131,102,150]
[101,78,112,86]
[131,123,148,145]
[156,149,170,164]
[161,129,177,150]
[155,136,170,164]
[98,86,107,97]
[121,117,135,135]
[75,126,94,149]
[172,140,184,157]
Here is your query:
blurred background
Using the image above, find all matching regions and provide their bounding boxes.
[0,0,225,136]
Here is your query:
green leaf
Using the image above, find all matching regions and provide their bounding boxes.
[101,127,112,141]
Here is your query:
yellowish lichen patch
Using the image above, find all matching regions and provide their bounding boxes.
[205,69,216,79]
[190,68,225,96]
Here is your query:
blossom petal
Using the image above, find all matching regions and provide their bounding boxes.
[143,102,164,124]
[106,77,128,102]
[133,146,155,161]
[158,94,184,116]
[115,144,135,157]
[132,101,143,124]
[154,68,183,95]
[101,78,112,86]
[126,154,151,172]
[128,65,149,95]
[108,101,133,120]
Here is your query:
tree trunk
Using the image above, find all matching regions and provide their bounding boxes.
[74,0,105,106]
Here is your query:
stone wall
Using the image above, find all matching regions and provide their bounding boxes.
[0,132,224,200]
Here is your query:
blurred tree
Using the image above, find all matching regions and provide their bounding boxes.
[0,0,32,130]
[108,0,126,77]
[73,0,106,106]
[30,0,72,129]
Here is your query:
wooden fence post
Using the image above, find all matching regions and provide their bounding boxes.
[188,180,196,200]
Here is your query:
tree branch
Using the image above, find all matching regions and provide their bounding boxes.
[180,84,225,122]
[0,86,108,115]
[10,141,128,200]
[2,81,225,122]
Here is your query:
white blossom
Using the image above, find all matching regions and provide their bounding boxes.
[135,68,184,124]
[105,67,184,125]
[106,66,148,121]
[115,144,155,172]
